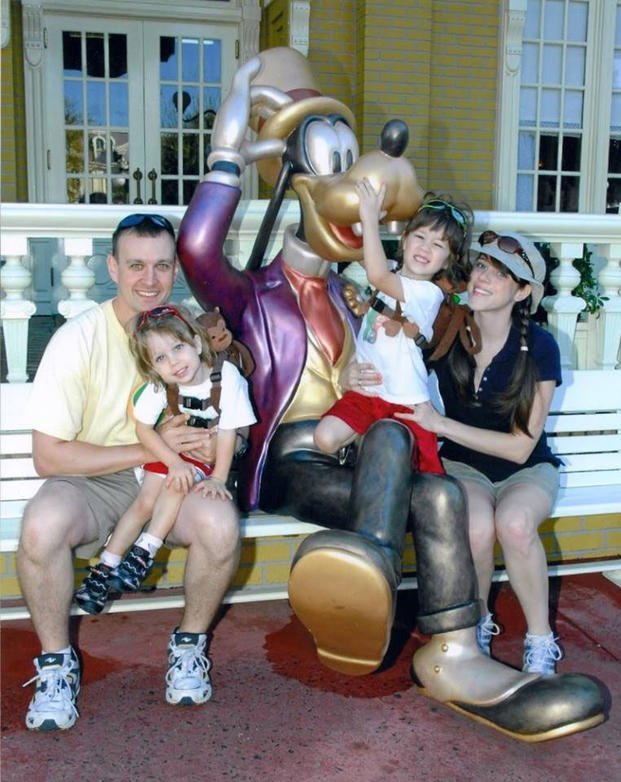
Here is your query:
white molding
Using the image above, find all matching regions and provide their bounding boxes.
[38,0,246,22]
[494,0,527,211]
[1,0,10,48]
[262,0,310,56]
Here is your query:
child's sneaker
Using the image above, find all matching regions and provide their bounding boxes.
[165,629,212,705]
[107,544,154,592]
[475,612,501,656]
[74,563,113,614]
[24,648,81,731]
[523,632,563,675]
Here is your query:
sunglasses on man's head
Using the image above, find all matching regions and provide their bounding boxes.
[420,199,468,230]
[478,230,534,275]
[116,213,175,237]
[135,304,191,333]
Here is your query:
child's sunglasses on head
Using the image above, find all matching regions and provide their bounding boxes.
[478,230,534,275]
[136,304,192,332]
[419,199,468,230]
[116,213,175,238]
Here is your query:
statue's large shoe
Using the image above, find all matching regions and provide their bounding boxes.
[412,627,606,742]
[289,530,399,676]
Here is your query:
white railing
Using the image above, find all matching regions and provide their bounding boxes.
[1,202,620,381]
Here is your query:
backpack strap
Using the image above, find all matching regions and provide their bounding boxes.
[207,352,226,417]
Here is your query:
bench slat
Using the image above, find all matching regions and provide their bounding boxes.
[549,433,621,454]
[0,458,39,480]
[546,412,621,433]
[0,433,33,454]
[0,478,45,501]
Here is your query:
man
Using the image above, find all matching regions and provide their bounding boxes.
[18,214,239,730]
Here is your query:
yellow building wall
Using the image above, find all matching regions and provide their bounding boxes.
[1,1,27,203]
[305,0,498,210]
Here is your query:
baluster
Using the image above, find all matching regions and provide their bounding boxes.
[596,242,621,369]
[542,241,585,368]
[0,236,36,382]
[57,237,97,319]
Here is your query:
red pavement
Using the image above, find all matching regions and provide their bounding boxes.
[1,572,619,782]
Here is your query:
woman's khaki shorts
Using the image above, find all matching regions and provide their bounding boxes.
[441,459,560,505]
[41,469,140,559]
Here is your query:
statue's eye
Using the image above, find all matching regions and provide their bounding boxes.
[304,119,359,175]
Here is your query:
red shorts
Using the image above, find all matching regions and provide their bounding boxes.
[143,454,214,481]
[324,390,444,475]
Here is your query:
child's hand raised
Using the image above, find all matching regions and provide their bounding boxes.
[356,177,387,226]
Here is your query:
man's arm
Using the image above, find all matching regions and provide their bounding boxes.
[32,430,148,478]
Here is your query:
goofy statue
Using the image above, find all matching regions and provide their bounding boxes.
[177,47,604,742]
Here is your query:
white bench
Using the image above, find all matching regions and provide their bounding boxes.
[2,369,620,619]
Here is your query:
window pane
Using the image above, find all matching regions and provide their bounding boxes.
[161,133,178,175]
[161,179,178,205]
[183,180,198,204]
[543,44,562,84]
[89,132,108,167]
[614,54,621,89]
[109,82,128,126]
[109,34,127,80]
[161,85,179,128]
[66,130,84,173]
[517,173,534,210]
[203,86,221,115]
[612,94,621,130]
[541,89,560,126]
[537,174,557,210]
[64,81,83,124]
[565,46,585,86]
[525,0,541,38]
[66,178,83,204]
[111,175,129,205]
[87,81,106,126]
[160,37,178,80]
[518,131,536,168]
[564,90,583,127]
[203,39,222,82]
[560,175,579,211]
[180,86,199,125]
[539,134,558,169]
[567,1,588,42]
[520,87,537,125]
[562,135,581,170]
[544,1,565,40]
[182,39,199,82]
[183,134,199,175]
[86,33,105,78]
[63,31,82,76]
[606,178,621,213]
[522,43,539,82]
[609,139,621,174]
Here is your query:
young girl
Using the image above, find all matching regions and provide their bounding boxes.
[75,304,256,614]
[398,231,563,675]
[314,179,472,473]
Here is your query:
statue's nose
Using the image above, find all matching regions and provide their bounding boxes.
[380,119,409,158]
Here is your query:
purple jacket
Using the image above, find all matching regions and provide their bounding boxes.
[178,180,358,510]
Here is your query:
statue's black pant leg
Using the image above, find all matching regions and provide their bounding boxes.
[263,419,413,674]
[410,473,481,633]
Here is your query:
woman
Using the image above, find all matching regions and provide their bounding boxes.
[398,231,563,675]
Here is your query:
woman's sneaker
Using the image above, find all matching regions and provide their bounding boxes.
[523,632,563,675]
[476,613,501,656]
[165,629,212,705]
[74,563,113,614]
[24,648,81,731]
[107,544,154,592]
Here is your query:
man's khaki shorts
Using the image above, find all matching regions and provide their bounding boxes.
[42,469,140,559]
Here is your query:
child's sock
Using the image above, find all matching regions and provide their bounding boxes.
[135,532,163,558]
[100,551,122,569]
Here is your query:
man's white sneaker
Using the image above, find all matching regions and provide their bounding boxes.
[165,630,212,705]
[523,632,563,675]
[24,649,81,731]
